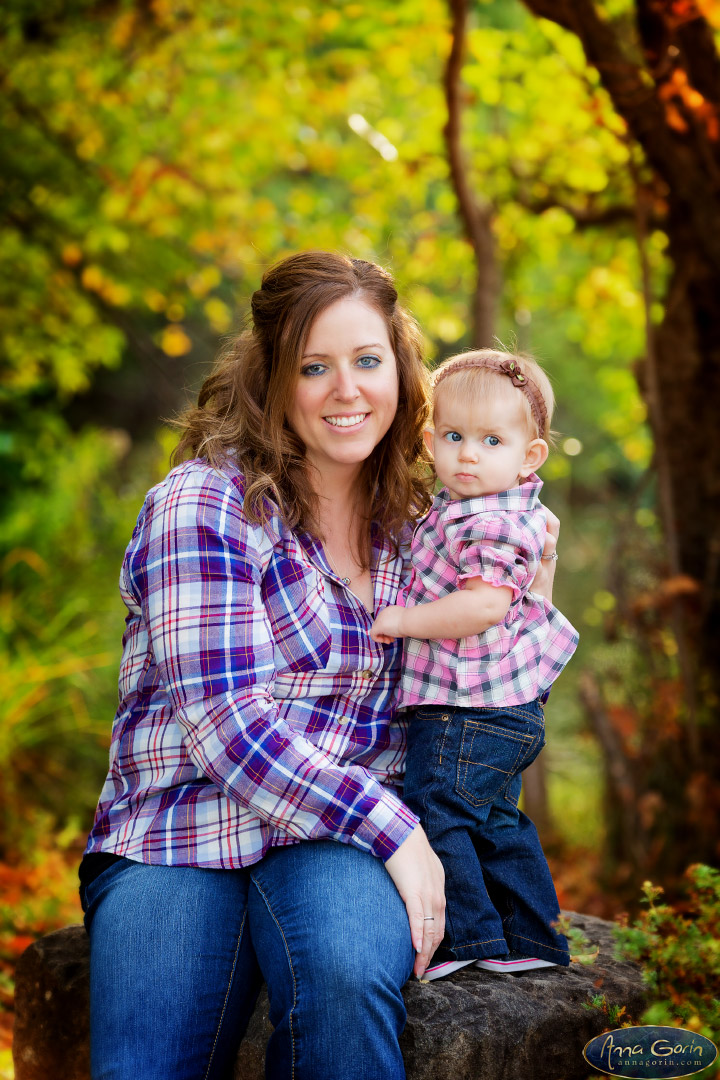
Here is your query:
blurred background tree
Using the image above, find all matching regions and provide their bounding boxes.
[1,0,718,973]
[443,0,720,907]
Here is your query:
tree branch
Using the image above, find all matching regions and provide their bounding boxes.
[673,7,720,106]
[521,0,720,272]
[443,0,499,347]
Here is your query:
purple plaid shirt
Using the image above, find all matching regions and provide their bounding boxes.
[84,459,419,869]
[396,476,579,709]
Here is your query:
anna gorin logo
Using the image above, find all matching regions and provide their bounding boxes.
[583,1026,717,1079]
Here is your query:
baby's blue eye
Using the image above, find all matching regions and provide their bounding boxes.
[356,354,380,368]
[483,435,501,447]
[300,363,327,377]
[443,431,462,443]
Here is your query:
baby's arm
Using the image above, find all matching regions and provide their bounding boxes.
[370,578,513,644]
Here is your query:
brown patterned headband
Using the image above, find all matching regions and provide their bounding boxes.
[432,355,548,437]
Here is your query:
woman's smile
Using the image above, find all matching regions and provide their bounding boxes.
[322,412,370,429]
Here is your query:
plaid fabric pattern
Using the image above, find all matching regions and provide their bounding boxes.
[84,459,418,869]
[396,476,579,709]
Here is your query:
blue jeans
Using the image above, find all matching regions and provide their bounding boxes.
[403,700,569,966]
[81,840,415,1080]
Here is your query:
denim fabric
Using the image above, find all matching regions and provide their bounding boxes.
[403,700,569,965]
[82,841,414,1080]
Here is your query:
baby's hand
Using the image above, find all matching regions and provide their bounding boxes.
[370,605,406,644]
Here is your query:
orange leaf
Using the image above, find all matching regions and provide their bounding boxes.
[5,935,34,956]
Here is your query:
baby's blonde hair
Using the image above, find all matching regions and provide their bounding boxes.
[431,348,555,442]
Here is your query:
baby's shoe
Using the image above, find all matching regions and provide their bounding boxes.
[421,958,475,981]
[475,951,556,973]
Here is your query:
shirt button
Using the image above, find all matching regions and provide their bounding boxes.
[360,669,373,678]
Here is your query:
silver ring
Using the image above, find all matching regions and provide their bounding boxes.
[423,916,435,921]
[540,551,558,561]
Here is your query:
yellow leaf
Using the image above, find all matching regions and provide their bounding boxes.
[188,266,221,298]
[319,10,341,29]
[144,289,166,312]
[161,326,192,357]
[101,283,131,307]
[61,244,83,267]
[81,266,104,291]
[204,298,231,333]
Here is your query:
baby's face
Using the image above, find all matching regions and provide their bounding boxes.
[426,392,540,500]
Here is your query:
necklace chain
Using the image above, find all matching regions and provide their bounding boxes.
[324,548,353,585]
[324,542,365,586]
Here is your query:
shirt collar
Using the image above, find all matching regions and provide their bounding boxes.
[434,473,543,520]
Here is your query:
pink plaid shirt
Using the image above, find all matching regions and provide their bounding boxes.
[395,476,578,709]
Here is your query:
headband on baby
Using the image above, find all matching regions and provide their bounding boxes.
[432,355,548,438]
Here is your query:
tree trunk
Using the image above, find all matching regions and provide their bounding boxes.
[518,0,720,886]
[444,0,500,347]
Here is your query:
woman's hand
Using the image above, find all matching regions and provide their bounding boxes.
[384,825,446,979]
[531,506,559,602]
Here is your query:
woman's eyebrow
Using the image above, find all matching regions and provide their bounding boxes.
[302,343,386,358]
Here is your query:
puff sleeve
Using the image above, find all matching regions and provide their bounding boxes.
[449,509,544,605]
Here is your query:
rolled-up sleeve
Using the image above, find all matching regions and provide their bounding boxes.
[125,466,417,862]
[451,511,542,603]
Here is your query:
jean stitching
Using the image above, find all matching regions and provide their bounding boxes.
[437,714,450,766]
[506,930,569,956]
[455,936,506,947]
[502,705,544,723]
[250,875,297,1080]
[464,726,534,745]
[203,909,247,1080]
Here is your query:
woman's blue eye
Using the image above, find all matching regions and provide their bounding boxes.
[356,354,380,368]
[483,435,501,447]
[300,363,327,377]
[443,431,462,443]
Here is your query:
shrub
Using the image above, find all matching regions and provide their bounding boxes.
[613,864,720,1074]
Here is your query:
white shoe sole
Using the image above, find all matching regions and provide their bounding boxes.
[421,958,476,981]
[475,956,557,972]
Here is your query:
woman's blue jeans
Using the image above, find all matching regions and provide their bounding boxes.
[81,839,415,1080]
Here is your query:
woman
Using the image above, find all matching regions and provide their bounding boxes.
[80,251,557,1079]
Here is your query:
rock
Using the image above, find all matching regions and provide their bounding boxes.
[398,912,647,1080]
[13,913,646,1080]
[12,924,90,1080]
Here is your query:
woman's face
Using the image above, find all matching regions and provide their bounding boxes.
[286,296,399,482]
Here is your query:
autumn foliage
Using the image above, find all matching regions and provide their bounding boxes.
[2,0,720,1072]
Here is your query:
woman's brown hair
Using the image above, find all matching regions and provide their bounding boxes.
[173,250,433,565]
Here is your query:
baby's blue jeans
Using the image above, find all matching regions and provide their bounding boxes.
[403,698,569,965]
[81,839,414,1079]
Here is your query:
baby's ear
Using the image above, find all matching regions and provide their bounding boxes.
[422,428,435,457]
[520,438,549,478]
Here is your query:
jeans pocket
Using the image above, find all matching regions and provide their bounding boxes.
[405,709,452,798]
[413,707,452,721]
[82,857,138,927]
[455,711,538,808]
